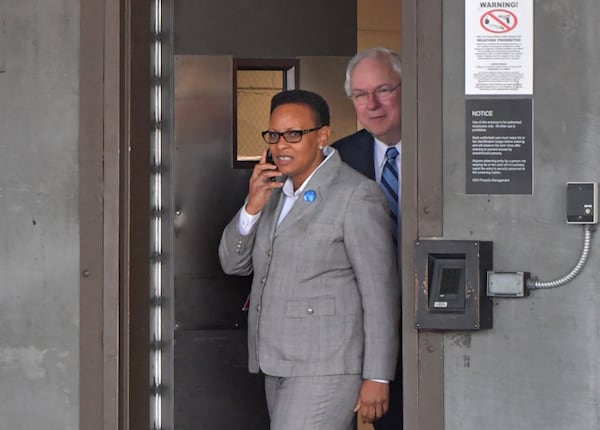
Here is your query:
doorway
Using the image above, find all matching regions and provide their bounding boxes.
[161,1,357,428]
[80,0,446,429]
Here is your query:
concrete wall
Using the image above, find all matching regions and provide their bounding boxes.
[0,1,79,429]
[443,2,600,429]
[4,0,599,429]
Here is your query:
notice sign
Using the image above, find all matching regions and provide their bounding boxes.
[465,1,533,95]
[466,99,533,194]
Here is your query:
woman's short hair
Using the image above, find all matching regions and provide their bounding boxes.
[270,89,330,127]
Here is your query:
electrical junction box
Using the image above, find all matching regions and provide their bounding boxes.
[487,271,530,297]
[415,240,493,331]
[566,182,597,224]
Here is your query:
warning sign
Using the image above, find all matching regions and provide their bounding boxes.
[465,2,533,95]
[480,9,518,33]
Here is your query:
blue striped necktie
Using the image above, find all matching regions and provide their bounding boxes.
[381,147,399,241]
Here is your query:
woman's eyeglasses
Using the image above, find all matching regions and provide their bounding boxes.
[261,126,323,144]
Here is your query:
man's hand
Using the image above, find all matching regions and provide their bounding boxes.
[353,380,390,424]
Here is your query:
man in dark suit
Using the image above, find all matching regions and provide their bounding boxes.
[332,47,403,430]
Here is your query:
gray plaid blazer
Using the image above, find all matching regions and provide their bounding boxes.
[219,149,400,381]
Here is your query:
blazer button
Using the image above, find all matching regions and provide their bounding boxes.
[306,308,314,315]
[256,305,261,312]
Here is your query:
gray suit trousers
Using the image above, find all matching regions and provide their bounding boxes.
[264,374,362,430]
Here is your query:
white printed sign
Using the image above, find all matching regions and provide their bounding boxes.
[465,1,533,95]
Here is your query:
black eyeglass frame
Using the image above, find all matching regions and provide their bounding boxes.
[261,126,324,144]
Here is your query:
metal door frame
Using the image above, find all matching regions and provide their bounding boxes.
[402,0,445,429]
[79,0,446,428]
[79,0,151,428]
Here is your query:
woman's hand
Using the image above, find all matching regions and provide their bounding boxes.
[354,380,390,424]
[245,149,283,215]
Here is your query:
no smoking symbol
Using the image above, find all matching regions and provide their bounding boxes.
[480,9,518,33]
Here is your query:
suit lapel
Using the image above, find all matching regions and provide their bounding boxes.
[337,129,376,180]
[356,130,376,180]
[274,151,340,236]
[274,188,323,235]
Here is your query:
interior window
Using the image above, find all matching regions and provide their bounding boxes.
[233,59,299,167]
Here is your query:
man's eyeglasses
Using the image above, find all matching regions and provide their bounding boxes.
[349,82,401,105]
[261,126,323,144]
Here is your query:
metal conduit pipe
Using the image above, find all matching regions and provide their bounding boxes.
[527,224,593,290]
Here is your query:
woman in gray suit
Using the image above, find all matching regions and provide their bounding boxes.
[219,89,400,430]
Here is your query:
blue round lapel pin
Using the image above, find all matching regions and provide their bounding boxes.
[303,190,317,203]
